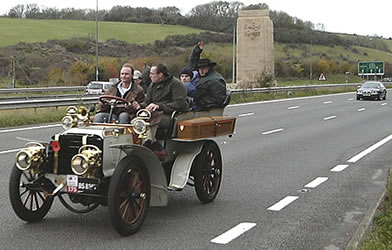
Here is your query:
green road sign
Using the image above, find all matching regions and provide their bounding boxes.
[358,61,384,75]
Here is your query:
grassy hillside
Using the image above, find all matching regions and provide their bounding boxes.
[0,17,204,47]
[275,43,392,63]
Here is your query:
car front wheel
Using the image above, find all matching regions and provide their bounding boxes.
[9,165,54,222]
[108,156,150,236]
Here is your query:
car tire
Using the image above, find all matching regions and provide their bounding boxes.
[192,141,222,204]
[108,156,150,236]
[9,165,54,222]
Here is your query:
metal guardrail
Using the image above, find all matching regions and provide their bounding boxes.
[0,96,98,110]
[0,82,391,110]
[0,86,85,94]
[230,83,362,93]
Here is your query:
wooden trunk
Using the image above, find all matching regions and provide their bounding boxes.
[176,116,236,140]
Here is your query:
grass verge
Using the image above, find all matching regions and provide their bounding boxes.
[0,107,67,128]
[360,170,392,249]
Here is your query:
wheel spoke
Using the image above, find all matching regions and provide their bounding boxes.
[20,187,28,197]
[29,191,34,210]
[23,192,31,207]
[121,198,130,219]
[36,191,46,203]
[22,171,31,181]
[34,192,40,210]
[132,197,141,210]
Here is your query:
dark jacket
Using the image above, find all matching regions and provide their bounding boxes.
[100,80,145,115]
[141,74,188,114]
[194,69,227,111]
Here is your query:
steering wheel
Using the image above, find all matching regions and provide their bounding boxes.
[98,95,129,106]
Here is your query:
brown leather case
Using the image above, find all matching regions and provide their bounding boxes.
[176,116,236,140]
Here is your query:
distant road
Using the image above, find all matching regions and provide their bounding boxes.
[0,92,391,249]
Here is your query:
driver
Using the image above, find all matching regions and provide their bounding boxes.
[94,63,145,123]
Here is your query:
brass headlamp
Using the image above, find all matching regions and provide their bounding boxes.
[70,145,102,176]
[62,106,90,130]
[15,143,45,171]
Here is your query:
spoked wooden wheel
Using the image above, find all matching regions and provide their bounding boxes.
[193,141,222,204]
[108,156,150,235]
[9,165,54,222]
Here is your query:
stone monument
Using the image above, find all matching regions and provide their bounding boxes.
[236,9,274,85]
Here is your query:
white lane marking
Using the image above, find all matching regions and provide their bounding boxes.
[348,134,392,163]
[211,223,256,244]
[0,148,21,155]
[288,106,300,110]
[324,116,336,121]
[304,177,328,188]
[0,124,61,134]
[267,196,299,211]
[238,112,254,117]
[331,164,349,172]
[323,101,332,104]
[357,108,366,112]
[261,128,284,135]
[228,92,354,108]
[348,98,354,101]
[381,103,387,106]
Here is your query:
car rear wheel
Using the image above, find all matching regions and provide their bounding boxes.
[108,156,150,236]
[9,165,54,222]
[193,141,222,204]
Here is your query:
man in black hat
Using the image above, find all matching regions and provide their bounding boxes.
[194,58,227,111]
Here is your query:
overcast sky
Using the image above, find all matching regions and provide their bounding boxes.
[1,0,391,38]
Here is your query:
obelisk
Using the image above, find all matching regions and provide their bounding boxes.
[236,9,274,84]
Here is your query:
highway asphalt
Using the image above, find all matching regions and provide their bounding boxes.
[0,92,391,249]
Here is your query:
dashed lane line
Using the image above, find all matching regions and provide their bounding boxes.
[357,108,366,112]
[323,116,336,121]
[331,164,349,172]
[261,128,284,135]
[267,196,299,211]
[211,222,256,244]
[288,106,300,110]
[323,101,333,104]
[238,112,254,117]
[347,134,392,163]
[304,177,328,188]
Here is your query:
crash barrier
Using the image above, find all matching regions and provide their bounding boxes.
[0,82,391,110]
[0,86,85,94]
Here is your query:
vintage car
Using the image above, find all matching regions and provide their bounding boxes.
[9,94,235,235]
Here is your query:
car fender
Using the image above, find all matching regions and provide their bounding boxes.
[110,144,168,207]
[169,140,207,190]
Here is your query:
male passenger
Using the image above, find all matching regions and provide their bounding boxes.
[132,64,188,155]
[94,63,145,123]
[194,58,227,111]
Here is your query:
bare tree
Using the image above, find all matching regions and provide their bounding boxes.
[8,4,25,18]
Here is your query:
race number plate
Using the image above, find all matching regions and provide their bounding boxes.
[66,175,99,193]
